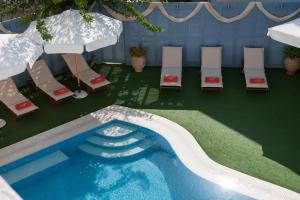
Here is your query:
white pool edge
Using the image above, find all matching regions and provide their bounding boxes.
[0,105,299,200]
[0,177,22,200]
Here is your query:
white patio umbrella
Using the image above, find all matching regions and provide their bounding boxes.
[24,9,123,98]
[0,34,43,81]
[267,18,300,48]
[0,34,43,127]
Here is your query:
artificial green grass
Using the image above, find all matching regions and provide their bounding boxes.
[0,64,300,193]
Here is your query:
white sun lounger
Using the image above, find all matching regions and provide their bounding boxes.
[160,47,182,89]
[0,78,38,119]
[27,59,74,102]
[62,54,111,91]
[201,47,223,90]
[244,48,269,90]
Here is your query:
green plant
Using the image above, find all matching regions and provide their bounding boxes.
[129,47,147,57]
[1,0,164,41]
[284,46,300,59]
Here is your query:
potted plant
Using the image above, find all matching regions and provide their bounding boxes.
[129,47,147,72]
[284,46,300,75]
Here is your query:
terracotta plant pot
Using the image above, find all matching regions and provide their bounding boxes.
[131,56,145,72]
[284,58,300,75]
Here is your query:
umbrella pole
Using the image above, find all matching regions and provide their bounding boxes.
[75,54,81,92]
[73,53,88,99]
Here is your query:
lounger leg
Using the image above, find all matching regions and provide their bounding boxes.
[266,88,270,94]
[87,87,93,93]
[10,112,17,121]
[106,84,112,89]
[50,97,57,104]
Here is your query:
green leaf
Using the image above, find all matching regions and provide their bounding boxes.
[2,0,164,41]
[51,0,63,5]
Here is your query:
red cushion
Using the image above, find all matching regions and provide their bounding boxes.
[15,101,32,110]
[53,87,69,96]
[205,76,220,83]
[249,77,265,84]
[90,75,106,84]
[163,75,178,82]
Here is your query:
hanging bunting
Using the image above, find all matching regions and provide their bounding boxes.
[103,2,300,24]
[2,2,300,34]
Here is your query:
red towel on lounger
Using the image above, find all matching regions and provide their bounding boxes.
[163,75,178,82]
[249,77,265,84]
[90,75,106,84]
[205,76,220,83]
[53,87,69,96]
[15,101,32,110]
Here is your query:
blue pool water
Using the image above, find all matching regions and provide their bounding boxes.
[16,152,172,200]
[0,120,253,200]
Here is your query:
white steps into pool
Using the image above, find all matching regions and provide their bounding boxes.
[78,123,155,160]
[95,123,137,139]
[78,139,155,159]
[86,131,147,148]
[2,151,69,185]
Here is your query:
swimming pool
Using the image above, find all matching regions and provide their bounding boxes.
[0,120,252,200]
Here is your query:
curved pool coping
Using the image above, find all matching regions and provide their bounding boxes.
[0,105,299,200]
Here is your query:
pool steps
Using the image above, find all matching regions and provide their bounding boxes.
[2,151,69,185]
[78,124,155,160]
[78,139,155,159]
[86,131,147,149]
[95,123,137,139]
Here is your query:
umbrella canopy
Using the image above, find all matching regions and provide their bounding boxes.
[24,10,122,99]
[24,9,123,54]
[267,18,300,48]
[0,34,43,81]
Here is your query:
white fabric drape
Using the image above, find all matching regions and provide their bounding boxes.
[157,3,204,23]
[256,3,300,22]
[103,2,300,24]
[1,2,300,34]
[0,23,13,33]
[204,2,256,24]
[102,3,157,22]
